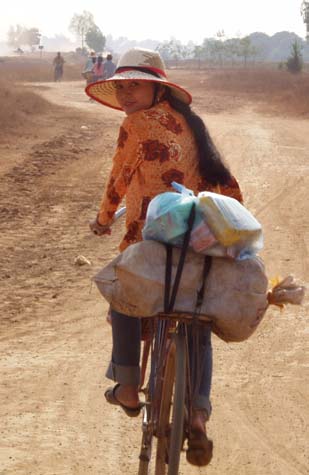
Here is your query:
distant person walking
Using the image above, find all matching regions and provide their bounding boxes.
[103,53,116,79]
[92,55,104,82]
[53,52,65,82]
[83,51,96,85]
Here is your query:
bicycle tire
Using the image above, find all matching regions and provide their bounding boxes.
[138,402,153,475]
[155,342,176,475]
[138,460,150,475]
[167,332,187,475]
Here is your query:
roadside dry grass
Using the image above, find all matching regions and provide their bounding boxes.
[0,54,82,82]
[1,61,308,136]
[168,67,309,117]
[0,78,56,137]
[0,55,84,136]
[204,68,309,117]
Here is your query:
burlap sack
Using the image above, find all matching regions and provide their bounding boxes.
[94,240,269,342]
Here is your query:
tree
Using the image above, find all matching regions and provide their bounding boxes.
[224,38,241,65]
[23,28,41,48]
[7,25,41,50]
[237,36,257,66]
[156,39,185,65]
[210,39,226,65]
[69,10,95,49]
[7,24,26,48]
[286,40,303,73]
[85,25,106,52]
[216,30,226,42]
[200,38,225,65]
[194,45,203,68]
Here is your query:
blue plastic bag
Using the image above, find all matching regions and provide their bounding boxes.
[142,182,263,259]
[142,182,208,246]
[142,192,197,244]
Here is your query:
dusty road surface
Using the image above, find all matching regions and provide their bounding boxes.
[1,77,308,475]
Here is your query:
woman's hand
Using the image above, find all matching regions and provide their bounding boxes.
[89,217,111,236]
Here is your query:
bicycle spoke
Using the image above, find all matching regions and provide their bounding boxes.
[155,341,175,475]
[167,330,187,475]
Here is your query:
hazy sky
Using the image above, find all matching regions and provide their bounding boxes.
[1,0,307,43]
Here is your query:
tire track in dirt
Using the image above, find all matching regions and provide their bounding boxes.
[201,109,309,475]
[0,108,120,328]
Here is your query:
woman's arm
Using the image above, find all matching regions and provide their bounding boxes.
[97,118,140,225]
[97,153,127,225]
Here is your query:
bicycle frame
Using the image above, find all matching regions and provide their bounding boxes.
[138,317,176,474]
[102,204,210,473]
[138,315,209,475]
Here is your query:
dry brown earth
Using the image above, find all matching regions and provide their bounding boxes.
[0,74,308,475]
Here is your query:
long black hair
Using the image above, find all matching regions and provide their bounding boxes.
[164,90,232,186]
[126,66,232,186]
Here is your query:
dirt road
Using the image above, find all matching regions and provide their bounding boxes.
[1,78,308,475]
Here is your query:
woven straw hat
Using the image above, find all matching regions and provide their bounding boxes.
[85,47,192,110]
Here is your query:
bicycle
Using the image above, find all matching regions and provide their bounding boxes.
[137,205,213,474]
[93,204,213,474]
[94,198,305,473]
[138,316,212,474]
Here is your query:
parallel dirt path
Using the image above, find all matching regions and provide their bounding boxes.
[1,79,308,475]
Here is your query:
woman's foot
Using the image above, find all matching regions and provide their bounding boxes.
[104,383,143,417]
[114,383,140,408]
[191,409,208,433]
[186,409,213,466]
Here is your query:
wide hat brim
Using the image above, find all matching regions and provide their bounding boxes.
[85,70,192,110]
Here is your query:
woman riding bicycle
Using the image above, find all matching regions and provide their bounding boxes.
[87,47,243,467]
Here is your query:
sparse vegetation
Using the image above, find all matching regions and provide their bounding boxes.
[286,40,303,73]
[7,25,41,50]
[85,25,106,53]
[69,10,106,54]
[69,11,95,49]
[0,59,308,126]
[170,67,309,117]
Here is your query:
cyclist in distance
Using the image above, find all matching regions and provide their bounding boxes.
[52,52,65,82]
[87,47,243,466]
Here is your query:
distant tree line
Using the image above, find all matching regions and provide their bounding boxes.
[6,10,106,55]
[6,13,306,73]
[156,34,262,67]
[156,33,305,72]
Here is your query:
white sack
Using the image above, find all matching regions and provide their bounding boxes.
[94,240,269,342]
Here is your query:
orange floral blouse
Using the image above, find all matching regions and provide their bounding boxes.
[98,100,243,251]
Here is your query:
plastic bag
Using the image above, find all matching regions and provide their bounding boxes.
[94,240,269,342]
[142,182,263,259]
[142,183,200,244]
[198,191,263,258]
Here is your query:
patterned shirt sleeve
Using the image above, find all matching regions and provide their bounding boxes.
[97,118,139,224]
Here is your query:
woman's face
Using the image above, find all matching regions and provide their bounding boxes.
[114,80,156,115]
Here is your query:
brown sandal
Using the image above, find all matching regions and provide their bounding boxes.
[104,384,144,417]
[186,430,213,466]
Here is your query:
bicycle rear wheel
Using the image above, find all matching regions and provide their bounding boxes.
[138,396,153,475]
[167,331,187,475]
[155,342,176,475]
[138,460,150,475]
